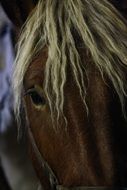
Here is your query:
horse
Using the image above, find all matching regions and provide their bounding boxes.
[2,0,127,190]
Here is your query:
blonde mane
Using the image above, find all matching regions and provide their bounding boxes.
[13,0,127,124]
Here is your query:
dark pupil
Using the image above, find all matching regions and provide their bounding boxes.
[30,91,46,106]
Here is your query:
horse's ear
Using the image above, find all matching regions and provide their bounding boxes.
[0,0,37,28]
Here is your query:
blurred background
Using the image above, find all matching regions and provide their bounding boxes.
[0,4,40,190]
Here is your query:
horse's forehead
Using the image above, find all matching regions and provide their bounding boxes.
[24,47,48,88]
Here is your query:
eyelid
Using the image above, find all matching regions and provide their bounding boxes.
[24,85,44,97]
[24,88,35,96]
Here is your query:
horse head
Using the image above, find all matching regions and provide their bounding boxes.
[2,1,127,190]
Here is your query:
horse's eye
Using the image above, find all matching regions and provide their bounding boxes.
[30,91,46,106]
[25,88,46,107]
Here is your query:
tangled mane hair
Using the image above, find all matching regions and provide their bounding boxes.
[14,0,127,125]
